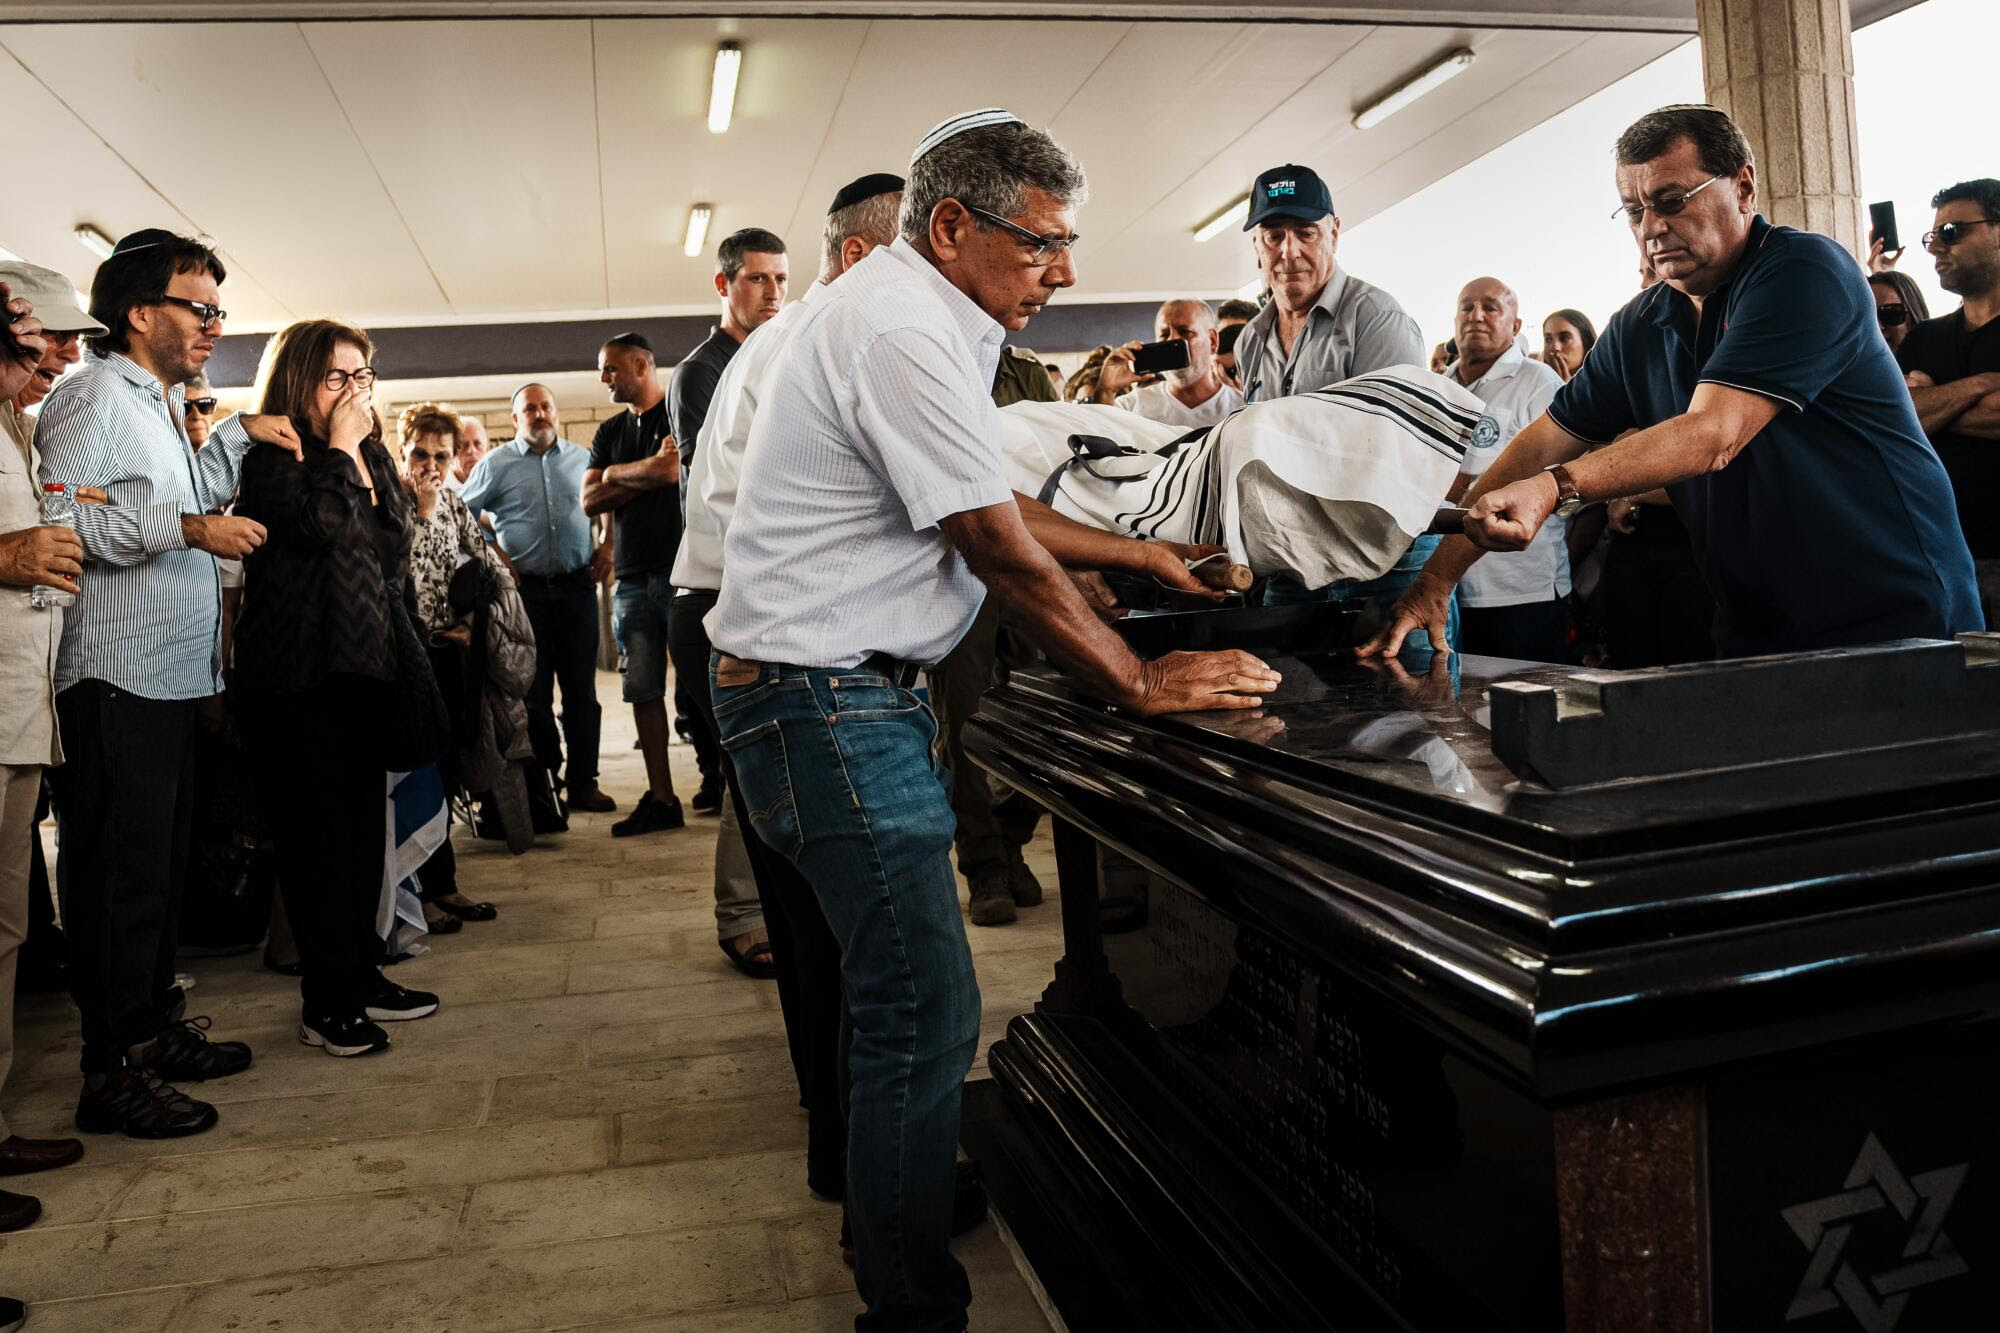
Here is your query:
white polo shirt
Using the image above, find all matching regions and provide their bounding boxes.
[1116,380,1243,429]
[673,281,824,595]
[706,240,1012,668]
[1451,345,1567,608]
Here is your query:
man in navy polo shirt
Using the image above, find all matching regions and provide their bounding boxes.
[1363,104,1979,661]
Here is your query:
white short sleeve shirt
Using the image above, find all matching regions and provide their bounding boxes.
[1116,380,1243,430]
[1451,346,1568,608]
[706,240,1013,668]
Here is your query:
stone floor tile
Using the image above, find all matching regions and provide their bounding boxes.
[486,1046,798,1123]
[5,1186,466,1302]
[585,1008,787,1066]
[613,1094,807,1167]
[16,1288,189,1333]
[112,1115,610,1218]
[459,1148,810,1251]
[4,1159,146,1226]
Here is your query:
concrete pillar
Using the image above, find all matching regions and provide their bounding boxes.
[1698,0,1865,256]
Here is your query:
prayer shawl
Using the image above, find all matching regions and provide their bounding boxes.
[383,767,447,957]
[1000,367,1499,587]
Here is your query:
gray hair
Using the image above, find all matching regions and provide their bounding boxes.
[822,190,903,278]
[899,122,1088,247]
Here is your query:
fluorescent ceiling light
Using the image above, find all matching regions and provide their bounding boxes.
[1353,48,1475,131]
[74,224,116,260]
[684,204,713,259]
[1192,197,1250,243]
[708,42,742,135]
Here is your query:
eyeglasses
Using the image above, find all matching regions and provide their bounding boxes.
[323,367,377,392]
[962,205,1079,266]
[1921,219,2000,249]
[1612,174,1722,225]
[1875,303,1910,328]
[404,447,451,463]
[184,396,217,414]
[156,296,226,329]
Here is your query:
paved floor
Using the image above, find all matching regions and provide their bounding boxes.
[1,672,1064,1331]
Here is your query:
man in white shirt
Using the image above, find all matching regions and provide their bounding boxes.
[1442,277,1568,660]
[708,109,1279,1333]
[1093,299,1243,428]
[444,415,487,493]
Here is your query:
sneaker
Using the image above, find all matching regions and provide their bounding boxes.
[74,1070,218,1138]
[365,980,439,1022]
[691,778,724,815]
[1007,858,1044,907]
[967,873,1016,926]
[0,1294,23,1331]
[146,1015,253,1082]
[567,784,617,814]
[299,1014,391,1058]
[612,791,685,839]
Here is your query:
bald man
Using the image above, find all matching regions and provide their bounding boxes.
[1092,299,1244,428]
[1442,277,1569,661]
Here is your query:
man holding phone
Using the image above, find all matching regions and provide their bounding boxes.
[1093,298,1243,427]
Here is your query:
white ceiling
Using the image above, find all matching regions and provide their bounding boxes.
[4,16,1687,332]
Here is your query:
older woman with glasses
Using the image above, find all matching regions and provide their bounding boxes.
[233,319,444,1059]
[1867,271,1930,356]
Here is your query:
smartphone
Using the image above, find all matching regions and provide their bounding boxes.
[1869,200,1899,253]
[1130,339,1192,377]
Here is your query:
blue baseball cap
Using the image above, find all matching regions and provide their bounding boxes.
[1243,164,1334,230]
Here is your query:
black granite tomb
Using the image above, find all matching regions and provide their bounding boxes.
[959,607,2000,1333]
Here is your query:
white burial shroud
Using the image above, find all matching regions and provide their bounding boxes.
[998,366,1497,588]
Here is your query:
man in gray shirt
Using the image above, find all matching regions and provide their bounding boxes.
[1230,165,1452,646]
[1232,163,1424,402]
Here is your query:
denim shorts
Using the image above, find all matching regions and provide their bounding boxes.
[612,572,673,703]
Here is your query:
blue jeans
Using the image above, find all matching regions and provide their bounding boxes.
[1262,533,1462,652]
[612,572,673,704]
[711,657,978,1333]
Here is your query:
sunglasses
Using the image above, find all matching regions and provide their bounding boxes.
[405,447,452,463]
[1922,219,2000,249]
[1875,303,1909,328]
[184,396,217,414]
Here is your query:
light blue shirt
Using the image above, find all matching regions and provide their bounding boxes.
[36,350,254,700]
[459,437,593,576]
[708,239,1011,668]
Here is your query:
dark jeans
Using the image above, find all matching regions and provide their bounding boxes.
[1603,510,1715,667]
[714,658,977,1333]
[672,594,843,1192]
[927,598,1041,883]
[1457,599,1569,663]
[1263,533,1461,651]
[51,681,197,1072]
[249,679,389,1020]
[518,570,603,789]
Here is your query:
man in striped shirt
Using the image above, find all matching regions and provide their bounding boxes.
[37,230,301,1139]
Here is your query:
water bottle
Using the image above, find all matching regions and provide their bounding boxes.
[27,482,75,610]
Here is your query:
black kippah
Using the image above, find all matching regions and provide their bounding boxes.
[828,173,905,216]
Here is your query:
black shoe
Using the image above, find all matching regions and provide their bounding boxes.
[365,980,439,1022]
[612,792,685,838]
[0,1294,22,1332]
[15,953,67,993]
[75,1070,218,1138]
[691,778,723,815]
[0,1190,37,1233]
[146,1015,253,1082]
[299,1013,391,1058]
[567,784,617,814]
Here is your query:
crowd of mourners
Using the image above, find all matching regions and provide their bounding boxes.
[0,96,1993,1332]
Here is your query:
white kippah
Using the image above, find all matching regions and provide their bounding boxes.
[911,108,1025,165]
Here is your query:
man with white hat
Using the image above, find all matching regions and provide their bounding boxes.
[708,110,1279,1332]
[0,261,100,1245]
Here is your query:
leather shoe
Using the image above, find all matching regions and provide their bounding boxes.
[0,1189,39,1232]
[0,1134,83,1175]
[567,785,617,813]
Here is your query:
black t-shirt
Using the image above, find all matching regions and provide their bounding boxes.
[666,326,741,472]
[589,400,682,577]
[1899,309,2000,558]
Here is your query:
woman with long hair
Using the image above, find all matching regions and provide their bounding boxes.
[233,320,443,1057]
[1540,308,1598,382]
[1867,270,1930,357]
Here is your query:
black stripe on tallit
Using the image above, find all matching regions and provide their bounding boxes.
[1306,384,1473,461]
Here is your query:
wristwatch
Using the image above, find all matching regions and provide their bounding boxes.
[1543,463,1585,517]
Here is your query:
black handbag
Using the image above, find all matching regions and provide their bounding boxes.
[379,572,452,773]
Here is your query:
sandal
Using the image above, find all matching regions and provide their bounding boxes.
[433,897,498,922]
[720,934,778,980]
[421,905,464,936]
